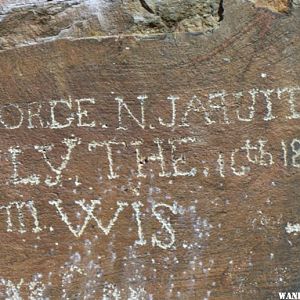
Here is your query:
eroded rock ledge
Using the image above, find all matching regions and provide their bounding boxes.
[0,0,224,50]
[0,0,298,50]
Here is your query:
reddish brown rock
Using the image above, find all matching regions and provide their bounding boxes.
[0,0,299,299]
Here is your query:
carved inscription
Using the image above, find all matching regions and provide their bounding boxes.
[0,83,299,299]
[0,85,299,244]
[0,87,299,130]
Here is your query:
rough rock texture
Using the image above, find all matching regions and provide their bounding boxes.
[1,0,297,50]
[0,0,223,50]
[124,0,222,33]
[253,0,290,13]
[0,0,300,299]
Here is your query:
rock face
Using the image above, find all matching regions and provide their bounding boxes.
[0,0,223,50]
[252,0,290,12]
[124,0,222,33]
[0,0,300,299]
[1,0,296,50]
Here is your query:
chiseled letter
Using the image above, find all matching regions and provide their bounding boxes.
[75,98,96,127]
[9,146,40,185]
[168,137,197,177]
[115,95,147,130]
[0,104,24,129]
[207,91,230,124]
[88,140,126,179]
[50,97,74,129]
[158,95,179,128]
[35,137,81,186]
[277,87,300,119]
[152,202,178,249]
[291,138,300,168]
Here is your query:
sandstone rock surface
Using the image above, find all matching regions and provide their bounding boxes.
[0,0,299,299]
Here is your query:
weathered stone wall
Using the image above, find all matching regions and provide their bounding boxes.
[0,0,299,299]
